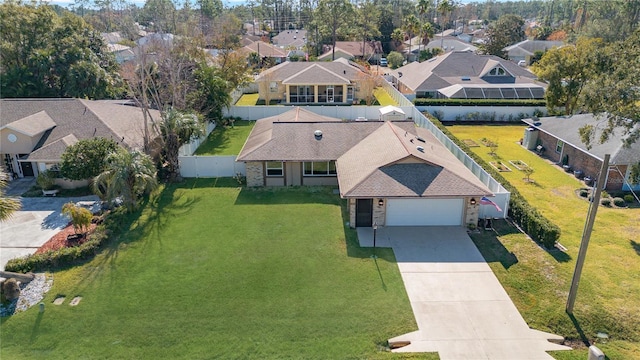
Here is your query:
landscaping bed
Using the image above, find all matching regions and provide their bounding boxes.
[509,160,529,171]
[462,139,480,147]
[489,161,512,172]
[35,223,98,254]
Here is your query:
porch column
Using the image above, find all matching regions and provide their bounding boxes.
[286,85,290,103]
[314,85,318,103]
[343,84,347,103]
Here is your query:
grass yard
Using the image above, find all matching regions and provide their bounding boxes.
[236,93,259,106]
[373,88,398,106]
[0,180,428,359]
[194,121,255,156]
[449,124,640,359]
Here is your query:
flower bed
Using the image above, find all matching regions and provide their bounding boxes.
[509,160,529,171]
[489,161,512,172]
[462,139,480,147]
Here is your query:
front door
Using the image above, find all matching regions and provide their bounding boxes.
[20,160,34,177]
[355,199,373,227]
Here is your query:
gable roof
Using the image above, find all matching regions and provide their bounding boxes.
[318,41,382,60]
[391,51,540,94]
[241,41,286,58]
[0,98,160,161]
[255,60,364,84]
[522,114,640,165]
[272,29,307,47]
[337,122,492,198]
[503,40,564,56]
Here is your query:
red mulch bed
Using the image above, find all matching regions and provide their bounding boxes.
[35,223,98,254]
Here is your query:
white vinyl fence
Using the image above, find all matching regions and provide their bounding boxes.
[179,155,246,178]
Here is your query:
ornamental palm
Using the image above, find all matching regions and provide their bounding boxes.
[159,108,204,183]
[93,149,158,212]
[0,169,21,221]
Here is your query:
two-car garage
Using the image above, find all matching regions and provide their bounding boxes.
[385,198,464,226]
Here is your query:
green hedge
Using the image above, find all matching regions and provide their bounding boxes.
[4,208,128,273]
[429,117,561,248]
[414,98,546,107]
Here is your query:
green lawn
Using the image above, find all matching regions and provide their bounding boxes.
[194,121,255,155]
[1,181,429,359]
[236,93,259,106]
[449,124,640,359]
[373,88,398,106]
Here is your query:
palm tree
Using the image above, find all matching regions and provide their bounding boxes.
[0,169,21,221]
[93,149,158,212]
[437,0,455,49]
[416,0,433,53]
[403,14,420,55]
[160,108,204,183]
[421,22,435,53]
[391,28,405,49]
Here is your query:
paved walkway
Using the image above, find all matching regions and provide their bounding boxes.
[0,181,99,270]
[358,226,570,360]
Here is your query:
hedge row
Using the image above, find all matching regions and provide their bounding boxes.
[429,117,560,248]
[4,208,129,273]
[414,98,546,107]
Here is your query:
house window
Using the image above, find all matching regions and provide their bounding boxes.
[556,140,564,153]
[269,82,278,92]
[303,161,337,176]
[488,67,506,76]
[265,161,283,176]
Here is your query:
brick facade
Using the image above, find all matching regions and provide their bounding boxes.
[372,198,386,226]
[465,200,480,227]
[349,198,356,228]
[245,162,264,187]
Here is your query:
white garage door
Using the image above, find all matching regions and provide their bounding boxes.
[386,198,464,226]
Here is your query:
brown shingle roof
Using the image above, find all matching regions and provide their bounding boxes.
[337,122,492,198]
[2,111,56,136]
[0,98,159,161]
[255,61,363,84]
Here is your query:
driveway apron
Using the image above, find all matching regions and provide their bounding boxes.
[358,226,570,360]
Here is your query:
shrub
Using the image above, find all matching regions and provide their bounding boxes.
[601,191,609,198]
[36,170,56,190]
[600,198,612,207]
[62,203,93,234]
[613,197,625,207]
[1,278,20,303]
[579,189,588,197]
[429,116,560,249]
[624,194,634,203]
[414,98,546,107]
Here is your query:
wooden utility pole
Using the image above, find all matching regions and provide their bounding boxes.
[566,154,610,314]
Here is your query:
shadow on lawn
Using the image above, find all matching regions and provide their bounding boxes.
[470,220,519,270]
[338,200,396,264]
[631,240,640,256]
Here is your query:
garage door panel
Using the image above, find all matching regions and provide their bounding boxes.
[386,198,463,226]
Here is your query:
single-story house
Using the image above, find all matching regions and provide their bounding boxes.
[0,98,160,183]
[272,29,307,49]
[318,41,383,62]
[503,40,564,65]
[240,41,287,64]
[237,107,493,227]
[390,50,546,100]
[254,59,367,105]
[522,114,640,191]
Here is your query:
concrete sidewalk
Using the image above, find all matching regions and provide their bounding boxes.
[358,226,571,360]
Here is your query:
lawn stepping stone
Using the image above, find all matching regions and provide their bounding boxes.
[53,297,66,305]
[69,296,82,306]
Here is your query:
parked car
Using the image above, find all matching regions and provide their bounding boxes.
[518,60,527,67]
[380,58,388,67]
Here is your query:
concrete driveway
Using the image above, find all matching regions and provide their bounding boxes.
[0,195,99,270]
[358,226,570,360]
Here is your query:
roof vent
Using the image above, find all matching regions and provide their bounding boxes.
[416,146,424,152]
[314,129,323,140]
[416,136,426,143]
[461,76,470,81]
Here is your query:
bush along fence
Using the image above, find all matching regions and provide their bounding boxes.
[4,208,128,273]
[430,117,561,249]
[413,99,547,107]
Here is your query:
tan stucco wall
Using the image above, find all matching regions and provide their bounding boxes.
[285,162,302,186]
[258,80,286,102]
[302,176,338,186]
[265,177,285,186]
[0,129,40,154]
[246,162,264,186]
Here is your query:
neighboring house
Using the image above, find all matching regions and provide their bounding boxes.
[236,107,493,227]
[101,31,124,44]
[272,29,307,49]
[137,33,174,48]
[240,41,287,64]
[503,40,564,65]
[390,50,545,100]
[522,114,640,191]
[0,99,160,182]
[403,35,478,62]
[106,43,136,64]
[318,41,383,62]
[254,59,366,104]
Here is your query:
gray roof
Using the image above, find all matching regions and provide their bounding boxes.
[503,40,564,56]
[522,114,640,165]
[391,51,540,94]
[0,98,160,162]
[255,60,363,84]
[337,122,492,198]
[272,29,307,47]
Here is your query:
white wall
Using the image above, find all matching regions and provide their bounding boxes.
[179,156,246,178]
